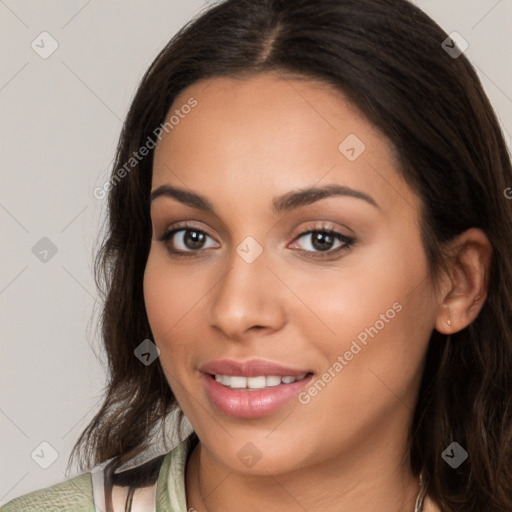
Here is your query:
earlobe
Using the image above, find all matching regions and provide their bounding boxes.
[434,228,492,335]
[435,303,453,335]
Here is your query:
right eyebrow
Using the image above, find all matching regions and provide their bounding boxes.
[150,185,214,211]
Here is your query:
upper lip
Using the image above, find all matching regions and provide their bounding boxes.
[199,359,313,377]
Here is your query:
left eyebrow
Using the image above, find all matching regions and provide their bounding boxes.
[272,184,380,213]
[149,183,380,213]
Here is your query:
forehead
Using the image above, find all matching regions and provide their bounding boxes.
[151,73,417,217]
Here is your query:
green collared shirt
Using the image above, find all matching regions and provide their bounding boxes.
[0,434,196,512]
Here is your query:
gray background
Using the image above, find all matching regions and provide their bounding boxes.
[1,0,511,505]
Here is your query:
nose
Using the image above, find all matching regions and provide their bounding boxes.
[207,244,287,341]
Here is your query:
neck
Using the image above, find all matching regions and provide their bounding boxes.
[185,436,422,512]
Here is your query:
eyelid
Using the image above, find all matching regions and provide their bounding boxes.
[291,220,352,240]
[158,220,216,241]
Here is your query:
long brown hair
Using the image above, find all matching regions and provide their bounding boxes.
[69,1,512,510]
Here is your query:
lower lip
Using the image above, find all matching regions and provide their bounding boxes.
[202,373,314,418]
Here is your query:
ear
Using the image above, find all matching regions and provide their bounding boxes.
[435,228,492,334]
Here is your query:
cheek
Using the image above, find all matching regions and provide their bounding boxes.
[143,249,205,361]
[287,271,429,442]
[143,246,205,328]
[142,251,207,406]
[299,232,435,394]
[295,245,415,343]
[143,254,175,336]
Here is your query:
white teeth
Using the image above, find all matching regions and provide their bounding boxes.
[266,375,282,387]
[215,374,231,386]
[247,376,267,389]
[229,376,247,388]
[214,374,308,389]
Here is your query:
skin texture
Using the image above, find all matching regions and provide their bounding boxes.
[144,73,491,512]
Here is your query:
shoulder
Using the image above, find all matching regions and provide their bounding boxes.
[0,472,93,512]
[0,433,199,512]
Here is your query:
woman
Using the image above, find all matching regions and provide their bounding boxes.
[2,0,511,510]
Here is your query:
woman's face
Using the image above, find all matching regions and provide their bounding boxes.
[144,73,440,475]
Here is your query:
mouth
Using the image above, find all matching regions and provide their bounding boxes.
[201,370,315,418]
[209,372,313,391]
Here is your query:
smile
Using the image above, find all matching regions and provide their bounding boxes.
[213,373,309,390]
[202,372,314,418]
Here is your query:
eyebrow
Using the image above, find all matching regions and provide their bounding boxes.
[150,183,380,214]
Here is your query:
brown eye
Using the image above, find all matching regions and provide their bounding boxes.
[293,228,354,256]
[179,229,207,250]
[159,225,219,256]
[309,231,336,251]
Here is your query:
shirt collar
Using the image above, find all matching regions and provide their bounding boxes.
[156,432,198,511]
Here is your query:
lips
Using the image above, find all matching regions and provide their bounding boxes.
[199,358,312,378]
[199,359,314,418]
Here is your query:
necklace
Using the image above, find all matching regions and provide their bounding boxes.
[414,471,427,512]
[191,470,428,512]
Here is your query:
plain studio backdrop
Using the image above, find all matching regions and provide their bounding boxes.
[0,0,511,505]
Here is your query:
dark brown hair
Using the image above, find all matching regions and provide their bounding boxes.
[69,1,512,510]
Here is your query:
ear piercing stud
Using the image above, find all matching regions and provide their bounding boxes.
[447,319,451,326]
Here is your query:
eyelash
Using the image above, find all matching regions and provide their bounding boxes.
[158,221,355,260]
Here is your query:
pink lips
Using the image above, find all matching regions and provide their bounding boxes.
[199,359,314,418]
[199,358,311,377]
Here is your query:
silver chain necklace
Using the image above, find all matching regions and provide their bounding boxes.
[414,472,427,512]
[192,470,428,511]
